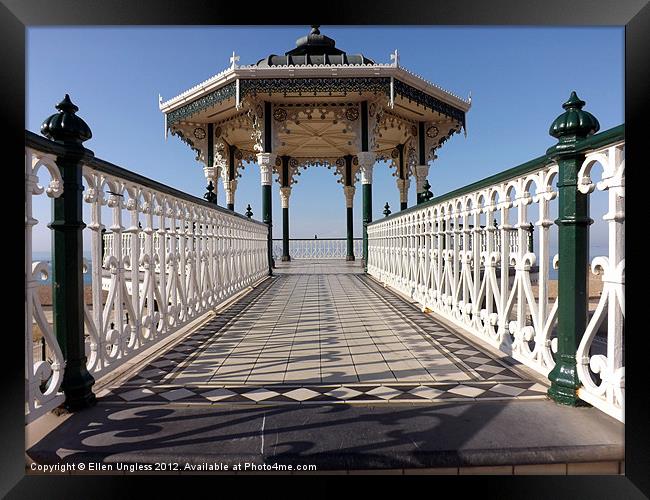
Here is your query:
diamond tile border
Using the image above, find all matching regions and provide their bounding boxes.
[100,381,548,406]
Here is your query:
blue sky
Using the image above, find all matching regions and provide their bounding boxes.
[27,26,623,250]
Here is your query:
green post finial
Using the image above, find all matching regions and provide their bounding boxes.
[245,204,253,218]
[383,202,391,217]
[548,91,600,147]
[41,94,92,145]
[203,181,216,204]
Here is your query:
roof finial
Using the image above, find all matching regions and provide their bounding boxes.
[310,25,320,35]
[229,50,240,69]
[390,49,399,67]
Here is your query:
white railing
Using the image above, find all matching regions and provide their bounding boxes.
[25,148,66,423]
[26,135,270,423]
[272,238,363,260]
[82,162,269,379]
[575,142,625,421]
[367,133,624,422]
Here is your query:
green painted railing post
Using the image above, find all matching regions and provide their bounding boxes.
[41,95,97,411]
[546,91,599,406]
[257,153,275,275]
[344,156,355,261]
[362,186,371,270]
[280,186,291,262]
[358,152,374,272]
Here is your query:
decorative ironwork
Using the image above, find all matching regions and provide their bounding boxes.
[166,82,237,126]
[393,79,465,126]
[239,78,391,98]
[272,238,362,260]
[273,108,287,122]
[426,125,439,138]
[169,128,202,162]
[345,107,359,121]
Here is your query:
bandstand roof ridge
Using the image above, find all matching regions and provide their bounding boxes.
[159,62,470,113]
[159,26,471,115]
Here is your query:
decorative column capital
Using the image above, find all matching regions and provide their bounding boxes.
[256,152,277,186]
[343,185,356,208]
[396,177,410,203]
[415,164,430,196]
[280,186,292,209]
[357,152,375,184]
[223,178,238,206]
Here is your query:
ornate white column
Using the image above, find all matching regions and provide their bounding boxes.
[257,152,276,271]
[280,186,292,209]
[396,177,410,210]
[344,185,356,209]
[357,152,375,185]
[203,161,223,203]
[256,153,276,187]
[221,168,238,211]
[415,162,431,204]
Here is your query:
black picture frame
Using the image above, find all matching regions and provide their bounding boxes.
[4,0,647,497]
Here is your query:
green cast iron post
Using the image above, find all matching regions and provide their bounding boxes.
[546,91,599,406]
[344,155,355,261]
[346,207,354,260]
[42,95,97,411]
[281,156,291,261]
[262,184,273,274]
[262,102,274,274]
[282,206,290,261]
[362,183,372,270]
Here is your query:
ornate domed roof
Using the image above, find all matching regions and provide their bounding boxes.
[255,26,375,67]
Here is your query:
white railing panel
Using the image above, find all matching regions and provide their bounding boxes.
[82,166,269,379]
[368,139,625,422]
[272,238,363,260]
[25,148,66,423]
[368,162,560,380]
[576,142,625,422]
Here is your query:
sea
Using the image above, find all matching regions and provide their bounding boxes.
[31,251,93,285]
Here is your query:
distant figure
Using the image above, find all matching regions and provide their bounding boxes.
[315,234,318,239]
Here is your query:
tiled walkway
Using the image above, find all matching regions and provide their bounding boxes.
[100,261,547,405]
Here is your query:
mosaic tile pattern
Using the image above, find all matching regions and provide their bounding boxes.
[101,381,548,405]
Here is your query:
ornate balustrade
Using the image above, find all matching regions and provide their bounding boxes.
[26,129,269,422]
[272,238,363,260]
[26,145,66,422]
[367,125,624,422]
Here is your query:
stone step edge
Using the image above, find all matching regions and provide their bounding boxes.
[28,444,623,470]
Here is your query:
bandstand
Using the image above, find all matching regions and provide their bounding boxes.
[159,26,471,266]
[26,25,626,474]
